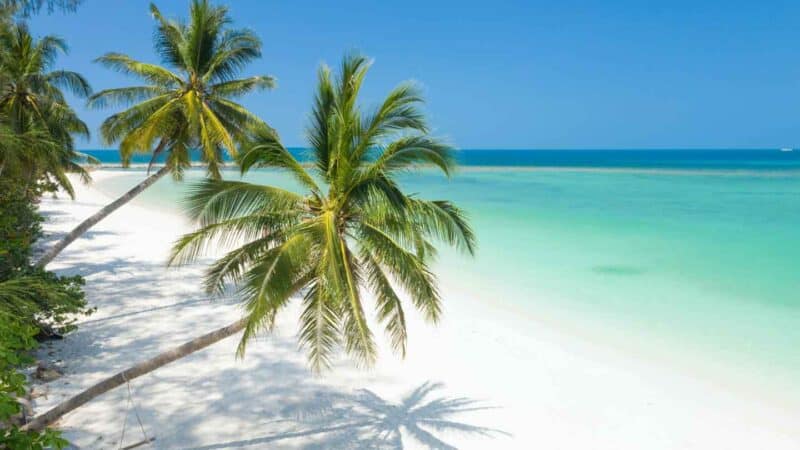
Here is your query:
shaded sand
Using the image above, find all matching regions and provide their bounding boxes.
[31,170,799,449]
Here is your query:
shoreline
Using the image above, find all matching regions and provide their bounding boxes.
[83,163,800,178]
[31,170,800,449]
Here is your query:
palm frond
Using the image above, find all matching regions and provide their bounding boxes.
[203,28,263,83]
[185,0,229,74]
[236,232,314,357]
[238,125,319,192]
[94,52,182,86]
[362,249,407,356]
[306,64,336,179]
[211,75,274,98]
[299,279,340,372]
[117,96,181,158]
[359,221,442,323]
[168,212,299,268]
[406,198,476,255]
[352,82,427,162]
[97,93,173,146]
[184,178,303,225]
[45,70,91,98]
[87,86,166,109]
[370,136,455,176]
[149,2,188,69]
[321,211,376,366]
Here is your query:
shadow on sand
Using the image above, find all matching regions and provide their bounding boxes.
[184,381,508,450]
[35,207,507,450]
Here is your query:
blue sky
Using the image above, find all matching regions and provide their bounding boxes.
[28,0,800,149]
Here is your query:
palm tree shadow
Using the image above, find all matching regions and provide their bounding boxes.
[187,381,509,449]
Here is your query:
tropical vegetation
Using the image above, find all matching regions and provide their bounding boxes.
[172,53,475,370]
[0,1,91,447]
[0,21,93,199]
[0,0,473,446]
[0,179,91,448]
[24,52,474,432]
[36,0,275,267]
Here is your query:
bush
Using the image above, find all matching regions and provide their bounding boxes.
[0,272,91,337]
[0,179,89,448]
[0,179,91,335]
[0,313,68,449]
[0,181,43,280]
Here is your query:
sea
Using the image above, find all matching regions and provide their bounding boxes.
[85,149,800,399]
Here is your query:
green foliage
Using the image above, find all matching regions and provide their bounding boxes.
[0,315,68,449]
[0,20,93,198]
[0,177,89,448]
[89,0,274,180]
[170,53,475,372]
[0,180,42,279]
[0,2,86,446]
[0,179,91,332]
[1,272,90,334]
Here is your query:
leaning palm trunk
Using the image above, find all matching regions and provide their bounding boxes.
[35,164,170,268]
[23,318,247,432]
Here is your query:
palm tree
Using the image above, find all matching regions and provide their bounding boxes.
[35,0,274,267]
[0,120,54,178]
[24,52,474,432]
[0,22,93,198]
[171,56,475,370]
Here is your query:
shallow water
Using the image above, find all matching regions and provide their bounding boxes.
[93,159,800,399]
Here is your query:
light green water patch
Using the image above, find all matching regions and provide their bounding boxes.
[94,168,800,398]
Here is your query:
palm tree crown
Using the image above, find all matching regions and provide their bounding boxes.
[0,21,92,197]
[170,53,475,371]
[88,0,274,179]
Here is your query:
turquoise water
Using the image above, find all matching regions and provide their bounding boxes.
[93,157,800,398]
[84,148,800,171]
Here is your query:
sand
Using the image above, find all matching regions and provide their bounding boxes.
[30,170,800,449]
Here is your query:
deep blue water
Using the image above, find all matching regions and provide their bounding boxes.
[81,148,800,171]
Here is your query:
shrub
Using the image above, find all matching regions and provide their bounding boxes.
[0,311,68,449]
[0,179,89,448]
[0,181,43,280]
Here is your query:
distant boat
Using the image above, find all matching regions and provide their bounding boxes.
[780,148,793,152]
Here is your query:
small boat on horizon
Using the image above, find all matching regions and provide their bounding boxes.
[780,147,793,152]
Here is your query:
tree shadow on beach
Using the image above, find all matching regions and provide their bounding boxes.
[33,229,121,261]
[185,381,508,450]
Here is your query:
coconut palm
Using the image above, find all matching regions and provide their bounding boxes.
[24,52,474,432]
[36,0,274,267]
[0,22,93,198]
[0,122,87,201]
[170,56,475,370]
[0,120,54,178]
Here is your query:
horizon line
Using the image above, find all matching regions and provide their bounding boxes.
[78,147,794,152]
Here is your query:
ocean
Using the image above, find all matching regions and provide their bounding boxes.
[89,149,800,399]
[83,148,800,171]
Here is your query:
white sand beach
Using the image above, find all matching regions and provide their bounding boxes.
[30,170,800,449]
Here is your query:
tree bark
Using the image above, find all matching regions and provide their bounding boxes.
[35,164,171,268]
[23,318,247,432]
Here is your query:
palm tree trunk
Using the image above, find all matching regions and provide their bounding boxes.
[35,164,170,268]
[23,318,247,432]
